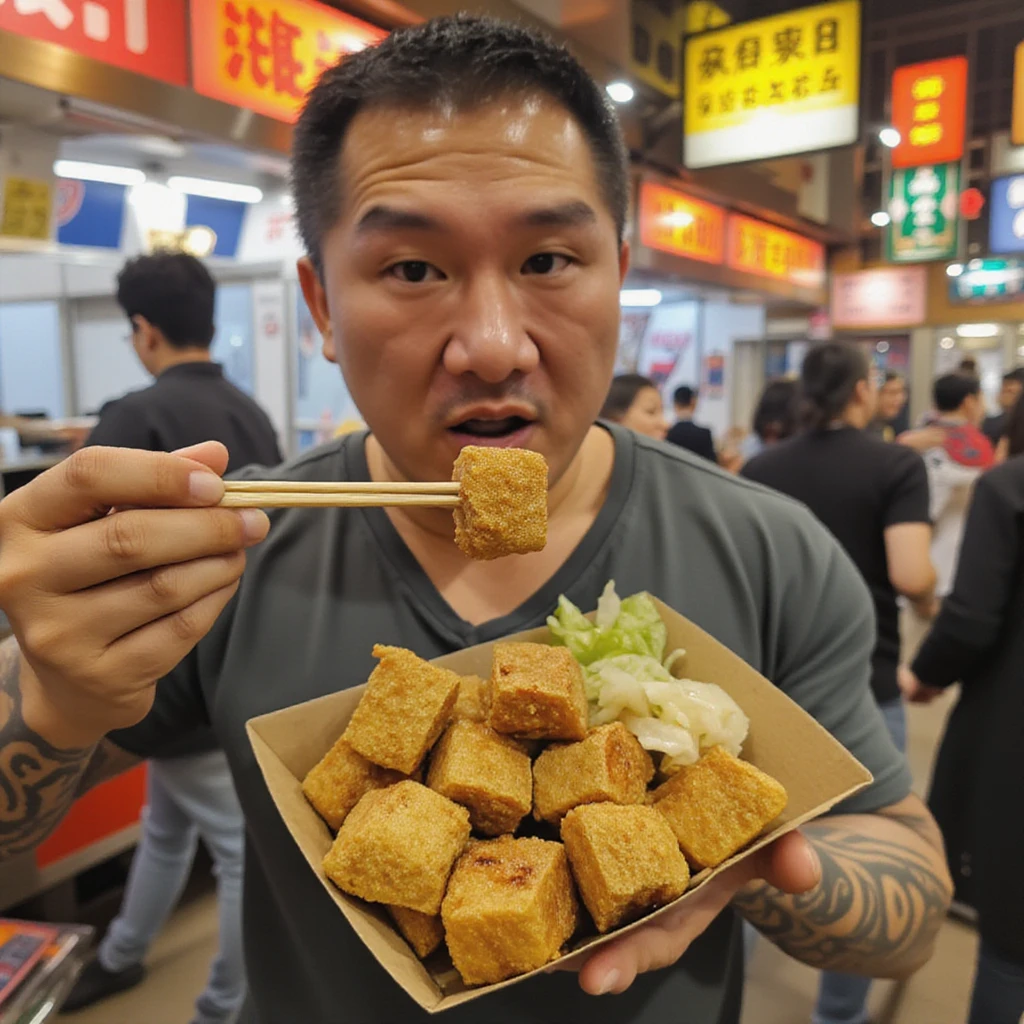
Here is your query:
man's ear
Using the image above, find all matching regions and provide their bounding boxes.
[297,257,337,364]
[134,316,158,352]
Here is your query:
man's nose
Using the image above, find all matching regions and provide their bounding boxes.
[442,273,540,383]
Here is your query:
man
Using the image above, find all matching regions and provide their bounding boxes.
[665,385,716,461]
[982,368,1024,448]
[742,342,936,1024]
[900,373,994,599]
[867,371,908,442]
[62,253,282,1024]
[0,18,950,1024]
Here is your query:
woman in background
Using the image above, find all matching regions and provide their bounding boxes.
[738,378,800,463]
[600,374,668,441]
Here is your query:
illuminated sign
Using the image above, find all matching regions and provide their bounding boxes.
[189,0,386,123]
[1013,41,1024,147]
[682,0,860,170]
[948,257,1024,302]
[726,213,825,289]
[831,267,927,328]
[638,181,726,265]
[887,162,960,263]
[891,56,968,169]
[990,175,1024,254]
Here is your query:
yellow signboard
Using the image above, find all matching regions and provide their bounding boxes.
[0,176,53,241]
[683,0,861,169]
[1014,40,1024,148]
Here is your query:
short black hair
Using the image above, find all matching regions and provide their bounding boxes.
[934,372,980,413]
[752,378,800,442]
[291,14,629,271]
[673,385,697,407]
[799,342,870,431]
[116,253,216,349]
[601,374,658,421]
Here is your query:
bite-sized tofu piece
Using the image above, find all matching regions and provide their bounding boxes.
[488,642,588,741]
[387,905,444,960]
[532,723,655,824]
[452,446,548,560]
[560,803,689,933]
[302,736,407,831]
[323,781,470,914]
[441,835,579,985]
[427,721,532,836]
[652,746,788,869]
[452,674,490,723]
[343,645,460,774]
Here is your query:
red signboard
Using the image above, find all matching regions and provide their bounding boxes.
[0,0,189,86]
[891,56,968,169]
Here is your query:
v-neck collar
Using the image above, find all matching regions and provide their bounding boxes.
[347,424,636,648]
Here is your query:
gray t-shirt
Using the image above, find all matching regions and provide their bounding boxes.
[112,424,911,1024]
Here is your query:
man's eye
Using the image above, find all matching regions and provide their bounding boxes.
[522,253,572,275]
[388,261,443,283]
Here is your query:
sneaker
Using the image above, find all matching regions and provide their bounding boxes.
[60,959,146,1012]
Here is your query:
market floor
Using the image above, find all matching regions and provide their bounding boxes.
[56,694,973,1024]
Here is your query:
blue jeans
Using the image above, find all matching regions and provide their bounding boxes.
[99,750,246,1024]
[812,697,907,1024]
[969,941,1024,1024]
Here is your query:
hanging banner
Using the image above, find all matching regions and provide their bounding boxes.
[1014,41,1024,147]
[726,214,825,289]
[890,56,968,169]
[886,162,960,263]
[637,181,726,264]
[0,176,53,241]
[989,174,1024,255]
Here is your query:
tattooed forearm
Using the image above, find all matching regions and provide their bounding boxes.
[0,637,93,859]
[733,796,952,978]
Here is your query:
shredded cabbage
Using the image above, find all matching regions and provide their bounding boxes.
[549,582,749,772]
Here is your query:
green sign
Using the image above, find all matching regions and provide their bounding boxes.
[887,162,960,263]
[948,257,1024,302]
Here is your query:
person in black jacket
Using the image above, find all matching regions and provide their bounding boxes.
[900,395,1024,1024]
[65,254,282,1023]
[665,385,716,461]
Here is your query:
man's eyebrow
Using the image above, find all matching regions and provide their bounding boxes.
[518,201,599,229]
[355,206,444,234]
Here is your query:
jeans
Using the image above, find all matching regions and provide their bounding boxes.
[99,749,246,1024]
[812,697,907,1024]
[969,941,1024,1024]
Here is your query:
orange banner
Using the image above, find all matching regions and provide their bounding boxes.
[638,181,726,265]
[189,0,387,123]
[727,214,825,289]
[891,56,968,169]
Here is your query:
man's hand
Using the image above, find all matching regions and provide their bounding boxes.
[570,831,820,995]
[0,442,269,750]
[898,665,944,704]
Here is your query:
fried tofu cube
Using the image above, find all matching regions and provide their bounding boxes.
[452,446,547,560]
[441,836,579,985]
[427,721,532,836]
[488,642,588,741]
[452,674,490,723]
[323,781,470,914]
[302,736,406,831]
[343,645,460,774]
[652,746,788,869]
[560,803,690,933]
[387,905,444,960]
[533,723,655,824]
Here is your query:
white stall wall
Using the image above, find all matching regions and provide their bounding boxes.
[635,301,700,398]
[698,302,767,439]
[0,302,65,417]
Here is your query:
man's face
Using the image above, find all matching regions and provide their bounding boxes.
[962,392,985,426]
[877,378,906,420]
[299,95,628,486]
[1000,378,1023,413]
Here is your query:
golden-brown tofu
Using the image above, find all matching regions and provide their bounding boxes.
[488,642,588,741]
[343,645,460,774]
[560,803,689,933]
[302,736,406,832]
[652,746,788,869]
[323,781,470,914]
[387,905,444,960]
[452,674,490,723]
[532,723,655,824]
[427,721,532,836]
[441,835,578,985]
[452,446,547,560]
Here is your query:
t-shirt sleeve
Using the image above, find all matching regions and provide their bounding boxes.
[882,448,931,528]
[765,500,913,815]
[84,397,151,451]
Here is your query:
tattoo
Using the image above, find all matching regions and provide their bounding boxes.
[0,638,92,859]
[734,814,951,975]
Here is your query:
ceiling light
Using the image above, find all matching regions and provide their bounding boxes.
[606,81,635,104]
[870,210,891,227]
[54,160,145,186]
[878,127,901,148]
[946,262,964,277]
[940,336,956,349]
[876,340,890,353]
[620,289,662,307]
[181,225,217,258]
[955,323,1000,338]
[167,176,263,204]
[129,182,186,235]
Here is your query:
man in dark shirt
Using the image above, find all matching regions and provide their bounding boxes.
[666,385,716,461]
[982,368,1024,448]
[743,342,935,1024]
[66,254,281,1024]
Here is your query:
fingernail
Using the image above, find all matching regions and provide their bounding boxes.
[189,471,223,504]
[597,969,621,995]
[239,509,269,542]
[805,843,822,882]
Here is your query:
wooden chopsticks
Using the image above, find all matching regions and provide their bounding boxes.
[219,479,461,509]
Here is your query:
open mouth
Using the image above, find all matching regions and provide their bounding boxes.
[449,415,533,440]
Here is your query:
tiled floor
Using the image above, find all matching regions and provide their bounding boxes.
[57,693,973,1024]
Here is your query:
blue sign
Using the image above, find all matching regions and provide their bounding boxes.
[989,175,1024,254]
[55,179,126,249]
[185,196,246,258]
